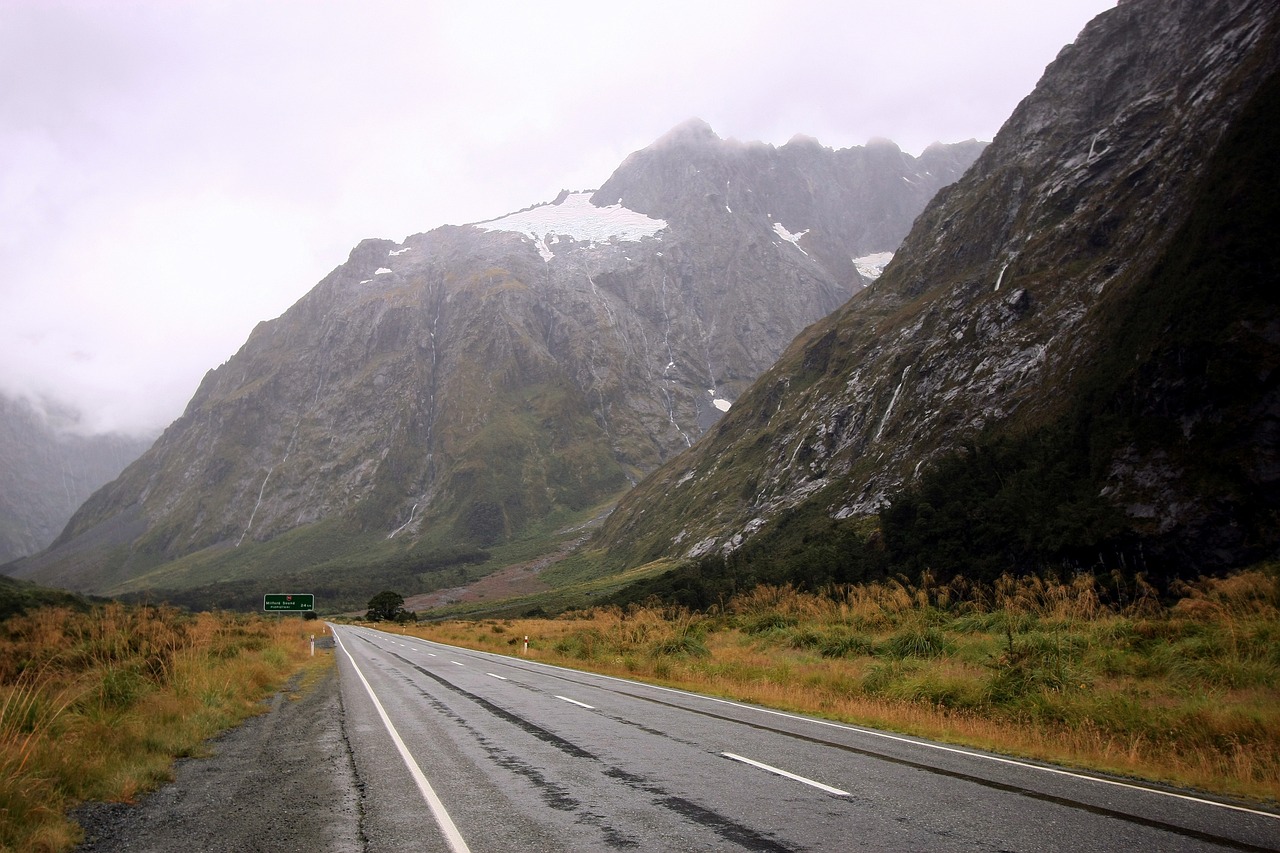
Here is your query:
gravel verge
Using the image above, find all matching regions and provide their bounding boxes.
[74,646,364,852]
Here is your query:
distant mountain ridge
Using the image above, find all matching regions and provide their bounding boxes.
[594,0,1280,586]
[0,394,152,562]
[10,124,982,598]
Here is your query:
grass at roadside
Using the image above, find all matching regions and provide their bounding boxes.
[399,568,1280,805]
[0,605,324,853]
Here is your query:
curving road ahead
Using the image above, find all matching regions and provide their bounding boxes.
[333,624,1280,853]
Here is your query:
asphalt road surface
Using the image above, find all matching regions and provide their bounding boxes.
[330,625,1279,852]
[75,624,1280,852]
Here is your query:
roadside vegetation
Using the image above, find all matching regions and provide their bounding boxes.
[404,567,1280,804]
[0,602,321,853]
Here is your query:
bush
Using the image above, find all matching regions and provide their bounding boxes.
[881,624,949,659]
[650,633,710,658]
[819,631,874,658]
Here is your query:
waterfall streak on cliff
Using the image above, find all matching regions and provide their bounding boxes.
[873,367,911,443]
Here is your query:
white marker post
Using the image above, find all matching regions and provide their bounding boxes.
[523,636,529,655]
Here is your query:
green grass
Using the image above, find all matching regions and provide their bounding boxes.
[106,492,629,616]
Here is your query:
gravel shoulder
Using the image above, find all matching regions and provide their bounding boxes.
[74,646,364,852]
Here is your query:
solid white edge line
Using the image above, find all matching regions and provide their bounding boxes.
[555,695,595,709]
[333,629,472,853]
[723,752,850,797]
[384,631,1279,822]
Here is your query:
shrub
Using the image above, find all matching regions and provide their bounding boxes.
[861,659,921,696]
[649,633,710,658]
[819,631,874,659]
[881,624,949,659]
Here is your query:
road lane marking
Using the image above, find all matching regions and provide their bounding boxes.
[334,630,472,853]
[487,673,508,680]
[556,695,595,709]
[502,655,1280,821]
[723,752,850,797]
[381,630,1280,822]
[451,661,465,666]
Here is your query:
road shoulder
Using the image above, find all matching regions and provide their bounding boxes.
[74,658,363,852]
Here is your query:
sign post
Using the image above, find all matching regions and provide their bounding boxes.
[263,593,315,612]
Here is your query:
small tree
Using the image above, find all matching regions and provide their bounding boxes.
[366,590,406,622]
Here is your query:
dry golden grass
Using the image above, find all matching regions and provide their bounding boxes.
[0,606,321,853]
[401,569,1280,804]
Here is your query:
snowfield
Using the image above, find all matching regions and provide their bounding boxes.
[471,192,668,261]
[772,221,810,255]
[853,252,894,281]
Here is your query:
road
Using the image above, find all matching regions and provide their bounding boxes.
[333,624,1280,853]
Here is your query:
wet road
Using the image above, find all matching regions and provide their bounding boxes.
[333,624,1280,852]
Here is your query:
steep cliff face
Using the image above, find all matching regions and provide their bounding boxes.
[0,394,151,562]
[596,0,1280,574]
[16,125,980,593]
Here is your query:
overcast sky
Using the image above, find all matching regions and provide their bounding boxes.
[1,0,1115,436]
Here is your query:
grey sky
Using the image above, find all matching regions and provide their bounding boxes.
[0,0,1115,435]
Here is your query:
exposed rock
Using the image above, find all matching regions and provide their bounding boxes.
[595,0,1280,572]
[12,125,981,594]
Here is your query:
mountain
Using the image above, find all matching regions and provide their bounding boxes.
[594,0,1280,595]
[0,394,152,563]
[9,126,982,600]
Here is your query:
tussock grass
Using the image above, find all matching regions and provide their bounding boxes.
[404,568,1280,804]
[0,604,319,853]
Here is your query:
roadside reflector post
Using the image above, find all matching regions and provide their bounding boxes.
[524,636,529,655]
[311,634,315,656]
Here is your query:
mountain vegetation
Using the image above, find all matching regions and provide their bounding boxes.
[5,1,1276,637]
[592,0,1280,603]
[9,124,981,607]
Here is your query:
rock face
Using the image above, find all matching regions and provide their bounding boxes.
[14,125,981,593]
[0,394,151,562]
[595,0,1280,573]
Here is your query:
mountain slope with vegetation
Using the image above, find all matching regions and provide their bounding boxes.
[9,126,980,607]
[593,0,1280,602]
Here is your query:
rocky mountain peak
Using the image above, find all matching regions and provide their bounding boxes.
[12,118,983,601]
[651,117,720,147]
[594,0,1280,578]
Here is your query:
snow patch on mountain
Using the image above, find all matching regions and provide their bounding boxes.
[772,222,809,255]
[472,192,667,261]
[853,252,894,281]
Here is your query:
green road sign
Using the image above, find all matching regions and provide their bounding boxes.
[264,593,314,612]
